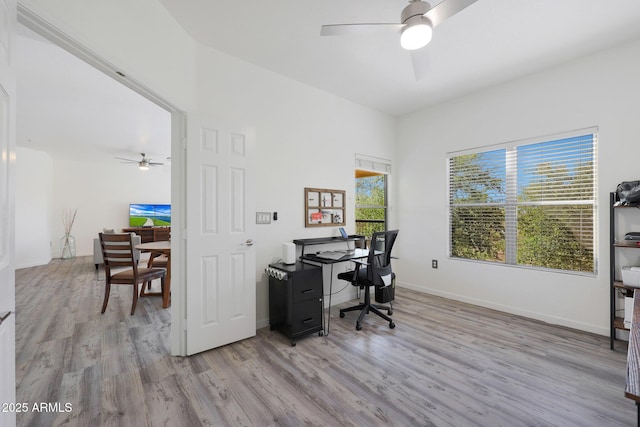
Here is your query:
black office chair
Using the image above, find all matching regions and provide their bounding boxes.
[338,229,398,330]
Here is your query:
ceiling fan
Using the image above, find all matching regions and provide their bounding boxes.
[320,0,477,79]
[115,153,164,171]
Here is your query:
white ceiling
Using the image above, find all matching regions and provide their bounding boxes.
[16,25,171,163]
[159,0,640,116]
[15,0,640,162]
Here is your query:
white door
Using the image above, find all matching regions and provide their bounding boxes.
[185,117,256,355]
[0,0,16,425]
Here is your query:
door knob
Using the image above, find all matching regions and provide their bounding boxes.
[244,239,255,246]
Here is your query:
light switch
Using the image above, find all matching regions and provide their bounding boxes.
[256,212,271,224]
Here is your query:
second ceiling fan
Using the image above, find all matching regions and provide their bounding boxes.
[116,153,164,171]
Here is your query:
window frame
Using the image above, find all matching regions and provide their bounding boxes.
[447,128,598,275]
[355,170,388,238]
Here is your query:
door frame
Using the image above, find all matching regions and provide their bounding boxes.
[17,3,188,355]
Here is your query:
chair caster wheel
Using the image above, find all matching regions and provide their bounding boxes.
[319,331,324,336]
[388,310,393,315]
[389,321,395,329]
[356,323,362,331]
[339,312,345,318]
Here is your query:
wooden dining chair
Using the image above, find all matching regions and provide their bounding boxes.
[142,251,168,295]
[99,232,166,315]
[147,252,168,269]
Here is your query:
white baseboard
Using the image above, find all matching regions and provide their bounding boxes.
[16,258,52,270]
[256,318,269,330]
[396,281,608,337]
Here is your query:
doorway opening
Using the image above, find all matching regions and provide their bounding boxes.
[16,4,186,355]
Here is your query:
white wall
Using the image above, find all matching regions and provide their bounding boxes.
[15,150,171,261]
[396,39,640,335]
[49,157,171,258]
[15,147,52,268]
[196,45,397,326]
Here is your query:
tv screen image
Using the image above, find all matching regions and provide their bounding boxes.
[129,204,171,227]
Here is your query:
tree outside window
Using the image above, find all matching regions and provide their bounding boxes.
[448,131,597,274]
[355,170,387,238]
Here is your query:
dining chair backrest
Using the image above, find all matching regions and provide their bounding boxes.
[100,232,137,272]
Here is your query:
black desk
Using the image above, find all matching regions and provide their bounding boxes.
[293,235,366,257]
[301,248,369,264]
[299,247,370,335]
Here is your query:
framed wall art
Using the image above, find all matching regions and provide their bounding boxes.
[305,187,346,227]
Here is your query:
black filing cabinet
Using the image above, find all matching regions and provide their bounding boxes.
[267,262,323,346]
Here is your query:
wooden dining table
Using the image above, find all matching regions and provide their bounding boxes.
[135,240,171,308]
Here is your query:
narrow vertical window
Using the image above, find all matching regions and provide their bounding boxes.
[355,154,390,238]
[355,171,387,237]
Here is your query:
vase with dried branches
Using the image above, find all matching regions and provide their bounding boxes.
[60,209,77,259]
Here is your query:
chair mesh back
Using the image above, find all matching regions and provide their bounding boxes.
[368,230,398,286]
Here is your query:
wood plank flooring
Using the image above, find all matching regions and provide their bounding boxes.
[15,256,637,426]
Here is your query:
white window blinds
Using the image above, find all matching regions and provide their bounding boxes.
[448,128,598,274]
[355,153,391,175]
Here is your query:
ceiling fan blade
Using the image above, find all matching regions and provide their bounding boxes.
[424,0,477,28]
[321,23,404,36]
[410,48,431,81]
[149,162,164,166]
[115,157,137,163]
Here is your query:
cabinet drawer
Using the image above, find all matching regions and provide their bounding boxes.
[291,298,322,334]
[292,284,322,303]
[291,270,323,303]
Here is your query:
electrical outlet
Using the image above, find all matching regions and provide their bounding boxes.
[432,259,438,269]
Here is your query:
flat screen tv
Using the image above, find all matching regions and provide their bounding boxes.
[129,204,171,227]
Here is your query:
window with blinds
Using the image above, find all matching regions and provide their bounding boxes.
[448,129,597,274]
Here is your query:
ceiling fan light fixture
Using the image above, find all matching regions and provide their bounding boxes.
[139,161,149,171]
[400,16,433,50]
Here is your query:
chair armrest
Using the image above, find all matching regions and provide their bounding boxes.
[350,259,367,279]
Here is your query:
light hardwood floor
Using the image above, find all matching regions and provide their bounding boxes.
[15,256,636,426]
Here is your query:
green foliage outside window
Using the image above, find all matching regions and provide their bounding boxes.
[517,205,593,271]
[451,206,505,261]
[516,156,595,271]
[450,153,506,262]
[449,134,596,273]
[356,174,386,238]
